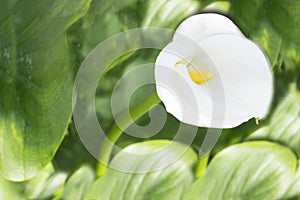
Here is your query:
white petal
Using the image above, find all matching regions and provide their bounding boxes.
[155,40,217,127]
[173,13,244,43]
[155,34,273,128]
[199,34,273,127]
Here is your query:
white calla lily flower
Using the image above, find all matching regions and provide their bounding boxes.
[155,13,273,128]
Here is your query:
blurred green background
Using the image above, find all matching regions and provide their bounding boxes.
[0,0,300,199]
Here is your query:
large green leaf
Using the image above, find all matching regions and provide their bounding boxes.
[0,0,90,181]
[267,0,300,46]
[251,20,282,67]
[141,0,199,28]
[85,140,197,200]
[0,164,96,200]
[0,163,67,199]
[229,0,300,71]
[267,0,300,70]
[230,0,280,67]
[184,141,297,200]
[284,160,300,198]
[59,165,95,200]
[249,84,300,157]
[229,0,267,33]
[0,164,52,200]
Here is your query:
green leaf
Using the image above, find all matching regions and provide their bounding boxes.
[0,0,90,181]
[249,84,300,157]
[229,0,283,68]
[184,141,297,200]
[21,164,55,199]
[86,0,139,18]
[229,0,267,33]
[141,0,200,28]
[0,163,67,199]
[0,165,95,200]
[229,0,300,71]
[59,165,95,200]
[251,20,282,67]
[68,0,140,68]
[284,160,300,198]
[0,165,51,199]
[267,0,300,46]
[85,140,197,200]
[35,172,67,199]
[267,0,300,70]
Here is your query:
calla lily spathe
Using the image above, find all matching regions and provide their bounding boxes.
[155,14,273,128]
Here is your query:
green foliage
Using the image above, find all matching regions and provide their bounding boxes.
[229,0,300,72]
[0,164,67,199]
[0,164,95,199]
[267,0,300,46]
[184,141,297,200]
[141,0,199,28]
[59,165,95,200]
[0,0,90,181]
[284,160,300,198]
[1,0,300,199]
[249,84,300,156]
[85,140,197,200]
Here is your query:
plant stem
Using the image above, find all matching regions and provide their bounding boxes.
[96,90,161,177]
[194,153,210,179]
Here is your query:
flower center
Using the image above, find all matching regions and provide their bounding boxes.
[175,61,213,84]
[188,70,213,84]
